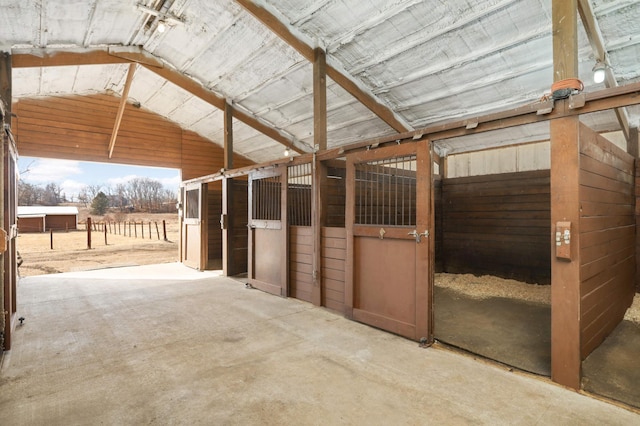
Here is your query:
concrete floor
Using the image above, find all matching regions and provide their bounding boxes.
[1,263,638,425]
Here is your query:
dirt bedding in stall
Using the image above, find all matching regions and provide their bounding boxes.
[17,211,180,277]
[435,272,640,324]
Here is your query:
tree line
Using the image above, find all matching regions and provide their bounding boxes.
[19,177,178,214]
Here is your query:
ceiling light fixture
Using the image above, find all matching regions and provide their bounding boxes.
[157,20,167,33]
[284,147,291,157]
[592,60,607,84]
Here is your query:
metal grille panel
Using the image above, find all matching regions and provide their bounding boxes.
[355,155,417,226]
[288,163,312,226]
[252,175,282,221]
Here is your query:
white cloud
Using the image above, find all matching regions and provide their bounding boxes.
[59,179,87,200]
[21,159,82,183]
[106,174,140,186]
[160,174,181,189]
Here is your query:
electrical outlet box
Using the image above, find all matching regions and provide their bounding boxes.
[556,221,571,260]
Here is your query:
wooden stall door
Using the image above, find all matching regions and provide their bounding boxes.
[181,182,206,270]
[248,166,288,296]
[346,141,433,341]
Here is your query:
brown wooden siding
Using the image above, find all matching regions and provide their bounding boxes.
[321,227,346,313]
[17,216,44,233]
[579,124,635,359]
[45,214,77,231]
[325,164,346,227]
[12,94,252,181]
[441,170,551,284]
[290,226,313,303]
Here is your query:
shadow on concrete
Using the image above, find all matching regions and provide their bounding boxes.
[434,286,551,376]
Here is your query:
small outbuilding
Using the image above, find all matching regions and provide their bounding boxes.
[17,206,79,233]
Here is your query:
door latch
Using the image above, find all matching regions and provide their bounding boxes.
[408,230,429,244]
[408,230,421,243]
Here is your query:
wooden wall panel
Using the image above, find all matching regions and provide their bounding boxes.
[290,226,313,303]
[321,227,346,313]
[579,123,635,359]
[325,165,346,227]
[12,94,253,181]
[441,170,551,283]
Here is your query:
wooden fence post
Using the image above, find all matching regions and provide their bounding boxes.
[134,222,137,238]
[155,222,160,240]
[162,220,167,241]
[148,222,152,239]
[104,225,107,245]
[141,222,144,239]
[87,217,92,249]
[50,229,53,250]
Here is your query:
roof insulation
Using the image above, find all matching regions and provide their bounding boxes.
[3,0,640,163]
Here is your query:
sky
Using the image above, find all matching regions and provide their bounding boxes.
[18,157,181,201]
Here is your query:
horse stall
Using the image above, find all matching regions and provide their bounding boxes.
[180,177,248,273]
[433,122,639,407]
[434,161,552,376]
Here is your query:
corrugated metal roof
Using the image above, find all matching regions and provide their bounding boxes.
[18,206,79,217]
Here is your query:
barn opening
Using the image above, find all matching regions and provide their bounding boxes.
[432,128,553,377]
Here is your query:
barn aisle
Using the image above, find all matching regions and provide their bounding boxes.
[1,264,637,424]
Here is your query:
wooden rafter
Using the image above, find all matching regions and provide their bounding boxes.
[235,0,412,133]
[578,0,631,142]
[108,63,136,158]
[12,46,308,155]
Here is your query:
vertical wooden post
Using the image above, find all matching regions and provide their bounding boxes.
[0,51,9,350]
[551,0,581,390]
[224,101,234,170]
[155,222,160,240]
[222,101,235,276]
[87,217,92,249]
[311,158,326,306]
[104,225,107,245]
[134,222,137,238]
[314,48,327,152]
[148,222,151,239]
[50,229,53,250]
[141,221,145,239]
[311,48,328,306]
[627,126,639,159]
[163,220,167,241]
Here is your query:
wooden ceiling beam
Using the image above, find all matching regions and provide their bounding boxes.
[578,0,631,142]
[236,0,412,133]
[12,47,307,154]
[316,81,640,160]
[12,47,129,68]
[108,63,137,158]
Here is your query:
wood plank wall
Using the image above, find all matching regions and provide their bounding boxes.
[12,94,252,181]
[441,170,551,284]
[321,227,346,313]
[325,165,346,227]
[579,123,636,359]
[290,226,313,303]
